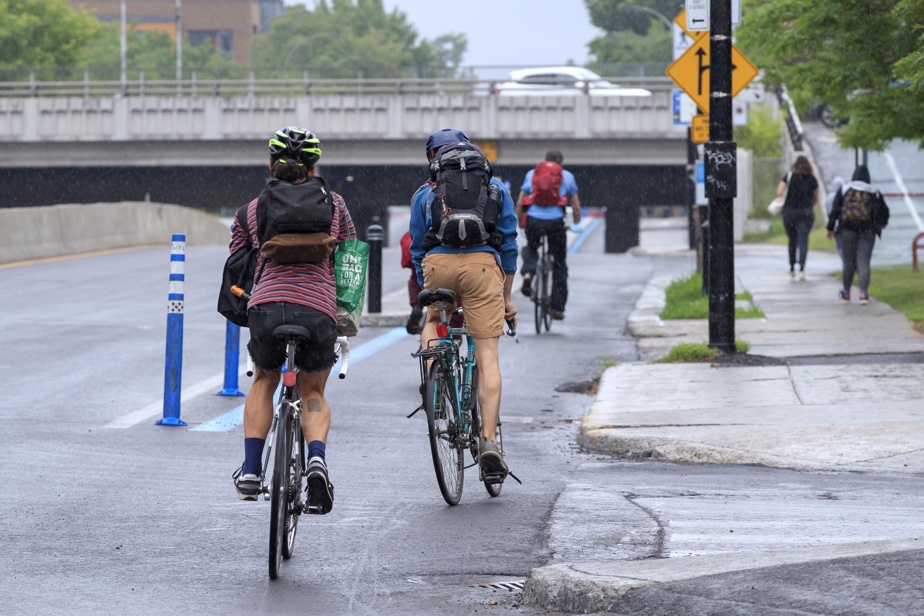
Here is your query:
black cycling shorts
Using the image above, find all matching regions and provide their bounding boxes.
[247,302,338,373]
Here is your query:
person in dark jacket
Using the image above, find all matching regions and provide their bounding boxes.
[826,165,890,304]
[776,155,819,280]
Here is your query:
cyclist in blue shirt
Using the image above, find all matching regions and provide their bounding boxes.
[516,150,581,320]
[409,128,519,479]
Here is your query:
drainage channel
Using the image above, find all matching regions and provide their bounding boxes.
[473,580,525,591]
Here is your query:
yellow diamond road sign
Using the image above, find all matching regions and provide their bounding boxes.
[665,14,759,114]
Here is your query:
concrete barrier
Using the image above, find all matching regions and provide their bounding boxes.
[0,202,230,264]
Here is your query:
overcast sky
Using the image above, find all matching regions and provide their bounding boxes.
[286,1,602,74]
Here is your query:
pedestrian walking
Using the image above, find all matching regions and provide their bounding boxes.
[777,155,819,280]
[826,165,890,304]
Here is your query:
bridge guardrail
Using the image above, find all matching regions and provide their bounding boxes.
[0,75,676,99]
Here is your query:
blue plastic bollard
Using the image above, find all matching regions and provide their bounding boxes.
[217,321,246,397]
[158,234,188,426]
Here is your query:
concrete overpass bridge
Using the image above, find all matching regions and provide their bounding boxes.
[0,77,692,251]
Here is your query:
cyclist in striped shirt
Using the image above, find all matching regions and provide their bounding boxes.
[232,127,355,515]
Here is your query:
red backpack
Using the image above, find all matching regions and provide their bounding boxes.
[525,161,566,206]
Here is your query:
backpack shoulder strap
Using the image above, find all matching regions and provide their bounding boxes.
[235,203,252,246]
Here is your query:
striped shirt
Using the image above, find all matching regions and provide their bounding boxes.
[229,189,355,324]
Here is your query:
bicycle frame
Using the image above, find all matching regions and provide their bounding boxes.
[417,312,477,446]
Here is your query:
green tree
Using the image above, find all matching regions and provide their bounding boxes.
[0,0,101,71]
[584,0,678,68]
[736,0,924,149]
[252,0,466,79]
[81,24,233,81]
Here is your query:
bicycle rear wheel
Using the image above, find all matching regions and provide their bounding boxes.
[425,360,464,505]
[533,252,546,335]
[540,256,553,333]
[269,403,295,579]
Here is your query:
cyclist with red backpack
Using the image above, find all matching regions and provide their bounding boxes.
[515,150,581,320]
[409,128,519,480]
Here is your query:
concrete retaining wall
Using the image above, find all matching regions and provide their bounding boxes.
[0,201,230,264]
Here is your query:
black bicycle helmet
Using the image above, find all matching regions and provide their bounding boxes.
[268,126,322,167]
[425,128,469,157]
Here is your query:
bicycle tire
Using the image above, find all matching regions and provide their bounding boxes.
[268,404,292,579]
[484,422,504,498]
[425,360,464,505]
[281,428,304,560]
[540,254,553,332]
[533,247,546,335]
[468,364,480,464]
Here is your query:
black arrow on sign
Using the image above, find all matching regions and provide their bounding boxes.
[696,47,709,95]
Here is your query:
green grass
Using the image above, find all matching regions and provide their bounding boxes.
[868,265,924,326]
[654,339,751,363]
[660,273,766,320]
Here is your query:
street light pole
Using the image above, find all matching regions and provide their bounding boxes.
[620,4,673,31]
[120,0,127,88]
[175,0,183,82]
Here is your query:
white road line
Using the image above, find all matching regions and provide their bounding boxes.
[103,373,228,429]
[106,327,410,431]
[883,151,924,231]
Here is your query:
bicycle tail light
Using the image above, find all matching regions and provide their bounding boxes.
[283,371,297,387]
[436,323,449,338]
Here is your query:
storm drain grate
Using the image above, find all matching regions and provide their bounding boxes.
[475,580,525,591]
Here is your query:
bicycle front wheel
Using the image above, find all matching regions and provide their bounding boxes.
[484,422,504,498]
[282,428,304,560]
[425,360,464,505]
[269,404,296,579]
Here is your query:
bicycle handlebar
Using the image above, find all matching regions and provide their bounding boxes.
[505,319,519,343]
[335,336,350,379]
[231,285,250,301]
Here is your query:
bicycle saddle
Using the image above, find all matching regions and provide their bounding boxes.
[417,288,456,307]
[272,324,312,342]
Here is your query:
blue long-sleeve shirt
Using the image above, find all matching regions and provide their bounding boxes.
[410,177,519,288]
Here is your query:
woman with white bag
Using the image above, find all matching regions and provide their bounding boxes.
[776,155,819,280]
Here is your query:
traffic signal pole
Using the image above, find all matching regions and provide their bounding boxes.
[706,0,736,352]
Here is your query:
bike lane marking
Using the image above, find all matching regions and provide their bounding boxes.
[568,218,601,254]
[190,326,409,432]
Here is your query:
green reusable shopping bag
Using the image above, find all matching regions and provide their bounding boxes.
[334,238,369,336]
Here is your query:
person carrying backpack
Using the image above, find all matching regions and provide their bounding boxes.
[515,150,581,320]
[826,164,890,304]
[229,126,355,514]
[409,127,519,480]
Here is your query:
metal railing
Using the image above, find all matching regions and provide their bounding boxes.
[775,85,804,151]
[0,74,675,99]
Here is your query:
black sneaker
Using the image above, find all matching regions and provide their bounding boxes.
[479,437,508,480]
[305,458,334,515]
[520,275,532,297]
[232,466,260,501]
[406,305,424,335]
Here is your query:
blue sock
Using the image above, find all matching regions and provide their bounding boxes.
[243,438,265,475]
[308,440,326,465]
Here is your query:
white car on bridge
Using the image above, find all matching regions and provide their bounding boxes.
[493,66,652,97]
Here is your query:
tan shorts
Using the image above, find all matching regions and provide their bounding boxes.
[421,252,506,338]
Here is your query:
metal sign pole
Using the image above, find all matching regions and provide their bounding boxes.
[705,0,736,352]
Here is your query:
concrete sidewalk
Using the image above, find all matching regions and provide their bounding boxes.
[523,242,924,612]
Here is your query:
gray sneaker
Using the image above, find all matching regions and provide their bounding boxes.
[305,457,334,515]
[479,437,508,479]
[232,467,260,501]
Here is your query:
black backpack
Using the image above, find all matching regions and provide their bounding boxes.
[425,143,501,248]
[217,203,263,327]
[257,176,336,263]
